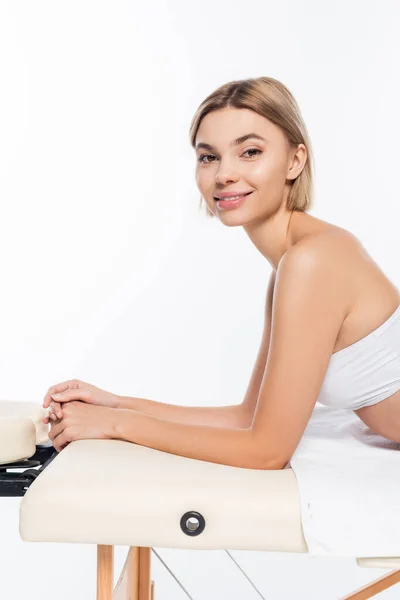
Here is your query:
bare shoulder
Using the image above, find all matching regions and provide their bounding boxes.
[291,227,361,258]
[278,228,362,315]
[281,226,400,326]
[283,228,361,276]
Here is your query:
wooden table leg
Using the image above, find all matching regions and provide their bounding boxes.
[112,546,152,600]
[97,545,114,600]
[340,569,400,599]
[138,547,152,600]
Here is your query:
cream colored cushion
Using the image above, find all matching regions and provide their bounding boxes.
[0,401,49,465]
[20,438,308,552]
[357,557,400,569]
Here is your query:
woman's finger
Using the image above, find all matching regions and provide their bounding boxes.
[42,379,81,408]
[43,413,59,424]
[43,401,63,425]
[48,389,90,407]
[52,401,63,419]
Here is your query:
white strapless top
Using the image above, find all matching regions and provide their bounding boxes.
[317,304,400,410]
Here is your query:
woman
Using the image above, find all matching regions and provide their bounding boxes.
[43,76,400,467]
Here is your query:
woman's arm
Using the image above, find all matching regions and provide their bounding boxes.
[110,408,270,469]
[115,395,251,429]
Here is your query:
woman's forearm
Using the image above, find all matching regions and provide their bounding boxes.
[110,409,268,469]
[115,395,251,429]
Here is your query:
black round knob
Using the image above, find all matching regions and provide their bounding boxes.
[180,511,206,536]
[24,469,39,481]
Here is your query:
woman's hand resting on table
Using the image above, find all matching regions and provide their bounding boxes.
[46,400,118,452]
[41,379,121,452]
[42,378,120,424]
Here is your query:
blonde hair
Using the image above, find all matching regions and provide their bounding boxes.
[189,76,315,218]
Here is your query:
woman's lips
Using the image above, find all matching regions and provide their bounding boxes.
[214,191,253,200]
[215,191,253,210]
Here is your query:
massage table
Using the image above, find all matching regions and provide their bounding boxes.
[1,400,400,600]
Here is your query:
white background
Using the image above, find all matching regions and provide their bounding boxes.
[1,0,400,598]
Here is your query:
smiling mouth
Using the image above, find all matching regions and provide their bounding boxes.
[214,191,253,201]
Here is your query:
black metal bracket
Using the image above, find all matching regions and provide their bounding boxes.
[0,443,58,497]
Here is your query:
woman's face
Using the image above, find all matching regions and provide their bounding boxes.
[194,107,299,223]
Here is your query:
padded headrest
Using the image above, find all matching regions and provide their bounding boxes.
[0,401,49,464]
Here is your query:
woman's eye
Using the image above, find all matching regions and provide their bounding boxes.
[197,154,212,163]
[243,148,262,158]
[197,153,216,164]
[197,148,262,164]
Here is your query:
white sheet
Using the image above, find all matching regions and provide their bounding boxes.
[288,404,400,557]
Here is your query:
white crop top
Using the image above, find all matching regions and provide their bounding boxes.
[317,304,400,410]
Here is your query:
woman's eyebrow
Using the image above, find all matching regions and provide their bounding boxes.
[195,133,267,151]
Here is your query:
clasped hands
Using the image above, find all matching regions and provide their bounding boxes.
[42,379,120,452]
